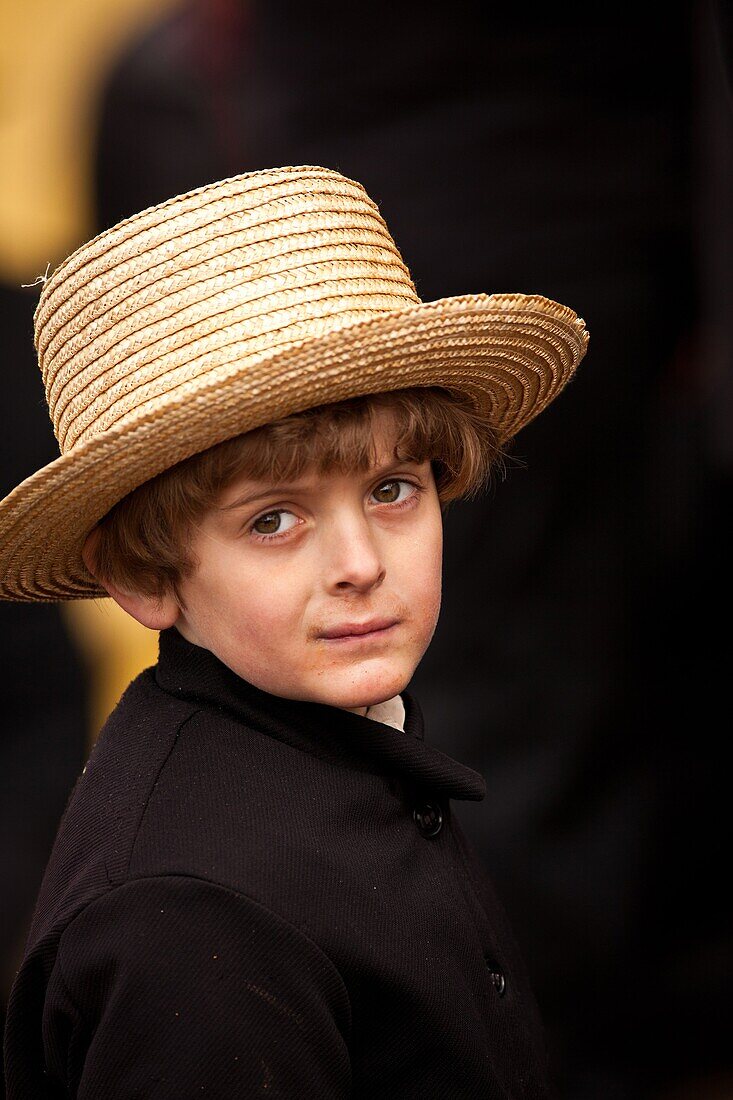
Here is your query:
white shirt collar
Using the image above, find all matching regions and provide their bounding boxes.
[364,694,405,732]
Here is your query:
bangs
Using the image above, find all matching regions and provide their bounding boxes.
[195,388,500,502]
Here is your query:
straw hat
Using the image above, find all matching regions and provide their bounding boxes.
[0,165,589,602]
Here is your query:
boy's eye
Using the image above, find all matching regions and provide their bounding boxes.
[251,510,298,536]
[371,480,414,505]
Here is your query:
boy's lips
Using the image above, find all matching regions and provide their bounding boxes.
[318,617,400,641]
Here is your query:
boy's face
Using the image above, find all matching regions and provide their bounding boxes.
[171,408,443,712]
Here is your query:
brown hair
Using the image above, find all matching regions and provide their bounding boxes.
[88,387,502,600]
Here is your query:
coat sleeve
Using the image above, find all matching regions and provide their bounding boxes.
[44,875,352,1098]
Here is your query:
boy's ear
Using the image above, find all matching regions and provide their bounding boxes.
[81,528,180,631]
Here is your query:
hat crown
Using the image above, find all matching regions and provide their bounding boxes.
[34,167,420,454]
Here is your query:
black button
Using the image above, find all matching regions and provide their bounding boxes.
[413,800,443,837]
[485,960,506,997]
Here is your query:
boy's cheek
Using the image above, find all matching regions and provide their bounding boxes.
[415,534,443,625]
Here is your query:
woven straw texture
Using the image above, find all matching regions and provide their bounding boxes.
[0,165,589,602]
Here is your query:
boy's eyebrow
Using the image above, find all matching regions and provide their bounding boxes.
[219,456,424,512]
[219,484,305,512]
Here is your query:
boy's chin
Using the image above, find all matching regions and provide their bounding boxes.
[313,664,414,713]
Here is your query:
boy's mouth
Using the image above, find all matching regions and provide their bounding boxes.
[318,617,399,642]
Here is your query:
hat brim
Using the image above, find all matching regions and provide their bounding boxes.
[0,292,588,602]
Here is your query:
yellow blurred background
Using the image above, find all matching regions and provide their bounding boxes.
[0,0,180,740]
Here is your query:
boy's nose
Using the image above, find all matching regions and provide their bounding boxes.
[324,516,385,594]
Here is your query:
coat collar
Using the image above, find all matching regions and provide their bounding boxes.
[155,627,485,802]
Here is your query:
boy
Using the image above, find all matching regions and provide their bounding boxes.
[0,166,588,1097]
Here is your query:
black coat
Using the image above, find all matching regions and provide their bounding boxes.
[4,627,551,1098]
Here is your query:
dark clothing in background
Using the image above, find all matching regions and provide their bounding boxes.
[4,627,552,1098]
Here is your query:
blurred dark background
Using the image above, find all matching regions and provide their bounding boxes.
[2,2,730,1096]
[0,290,89,1100]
